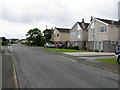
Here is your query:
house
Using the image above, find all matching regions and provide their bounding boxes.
[8,39,19,44]
[50,27,70,44]
[87,17,120,52]
[19,39,27,44]
[70,19,89,49]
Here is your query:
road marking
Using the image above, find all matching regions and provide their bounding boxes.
[57,55,77,62]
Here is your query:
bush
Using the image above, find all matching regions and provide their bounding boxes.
[2,41,8,46]
[73,46,79,50]
[67,45,79,50]
[101,50,104,52]
[87,50,94,52]
[95,50,99,52]
[82,46,87,50]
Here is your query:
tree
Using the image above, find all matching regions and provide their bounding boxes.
[26,28,46,46]
[43,29,53,42]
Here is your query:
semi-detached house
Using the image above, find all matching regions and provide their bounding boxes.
[70,19,89,49]
[87,17,120,52]
[50,27,70,44]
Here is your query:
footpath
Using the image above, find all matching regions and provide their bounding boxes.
[2,46,15,89]
[42,48,120,74]
[63,52,120,74]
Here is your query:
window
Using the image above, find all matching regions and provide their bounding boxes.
[111,41,116,44]
[100,27,107,32]
[73,41,77,46]
[78,31,81,38]
[90,28,94,38]
[57,34,59,37]
[71,32,75,37]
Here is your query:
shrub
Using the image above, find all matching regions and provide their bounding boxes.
[73,46,79,50]
[101,50,104,52]
[63,45,68,49]
[82,46,87,50]
[95,50,99,52]
[87,50,94,52]
[67,45,79,50]
[2,41,8,46]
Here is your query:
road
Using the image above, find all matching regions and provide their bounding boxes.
[12,44,118,88]
[0,45,2,89]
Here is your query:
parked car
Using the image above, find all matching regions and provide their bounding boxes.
[55,43,65,48]
[115,45,120,64]
[44,42,55,48]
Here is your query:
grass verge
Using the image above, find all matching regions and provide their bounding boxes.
[46,48,92,52]
[96,58,118,64]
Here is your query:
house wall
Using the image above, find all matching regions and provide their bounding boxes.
[108,26,119,41]
[88,20,95,41]
[87,41,94,50]
[51,28,70,42]
[51,29,60,41]
[70,23,80,41]
[94,20,108,41]
[59,32,70,41]
[70,23,88,41]
[82,30,88,41]
[88,19,109,41]
[103,41,118,52]
[118,27,120,40]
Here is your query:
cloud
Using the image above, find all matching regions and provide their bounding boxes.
[0,0,119,38]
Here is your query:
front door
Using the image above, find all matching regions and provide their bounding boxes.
[94,41,102,51]
[98,41,102,51]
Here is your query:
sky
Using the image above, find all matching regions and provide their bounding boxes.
[0,0,119,39]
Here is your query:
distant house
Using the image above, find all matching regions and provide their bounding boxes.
[50,27,70,44]
[87,17,120,52]
[19,39,27,44]
[70,19,89,49]
[8,39,19,44]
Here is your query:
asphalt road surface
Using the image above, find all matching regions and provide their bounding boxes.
[0,46,2,89]
[12,44,118,88]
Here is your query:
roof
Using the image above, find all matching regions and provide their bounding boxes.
[55,27,70,33]
[95,18,119,26]
[77,22,89,30]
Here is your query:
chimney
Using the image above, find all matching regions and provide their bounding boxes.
[111,21,114,25]
[82,18,84,23]
[90,16,93,21]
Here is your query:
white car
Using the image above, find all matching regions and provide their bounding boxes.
[44,42,55,48]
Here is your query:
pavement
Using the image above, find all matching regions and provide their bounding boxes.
[12,44,118,88]
[44,49,120,74]
[64,52,115,57]
[2,46,15,89]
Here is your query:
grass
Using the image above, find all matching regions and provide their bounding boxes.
[96,58,118,64]
[46,48,91,52]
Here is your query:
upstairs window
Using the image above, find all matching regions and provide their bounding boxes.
[90,28,94,38]
[57,34,59,37]
[100,27,107,32]
[78,31,81,38]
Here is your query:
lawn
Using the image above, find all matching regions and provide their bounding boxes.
[46,48,91,52]
[96,58,118,64]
